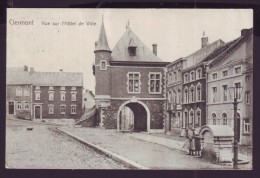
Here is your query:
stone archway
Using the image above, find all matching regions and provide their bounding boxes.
[117,100,150,132]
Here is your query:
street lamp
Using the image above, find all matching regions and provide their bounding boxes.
[228,86,243,169]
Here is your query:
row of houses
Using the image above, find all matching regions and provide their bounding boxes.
[6,67,84,120]
[93,18,253,145]
[165,29,253,145]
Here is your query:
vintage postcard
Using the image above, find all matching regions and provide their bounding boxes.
[6,8,253,169]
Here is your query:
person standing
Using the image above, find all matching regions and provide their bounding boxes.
[186,124,195,155]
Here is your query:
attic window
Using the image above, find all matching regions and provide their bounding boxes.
[128,46,137,56]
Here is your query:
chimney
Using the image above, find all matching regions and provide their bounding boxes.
[95,41,98,48]
[29,67,34,73]
[59,69,63,72]
[241,28,253,37]
[24,65,28,71]
[152,43,157,56]
[201,31,208,48]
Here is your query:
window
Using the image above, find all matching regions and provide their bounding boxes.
[60,86,65,90]
[23,86,30,96]
[196,110,201,126]
[177,89,181,103]
[128,73,140,93]
[71,86,76,90]
[172,90,176,103]
[168,91,172,102]
[197,68,202,79]
[17,102,22,110]
[168,73,172,84]
[49,92,54,101]
[184,88,188,103]
[149,73,161,93]
[246,75,251,82]
[222,85,228,101]
[243,118,250,134]
[222,70,228,77]
[222,113,227,125]
[100,60,107,70]
[212,73,218,80]
[190,87,195,102]
[71,93,77,101]
[16,87,22,96]
[128,47,137,56]
[184,73,189,83]
[212,87,217,102]
[245,91,250,104]
[189,110,194,126]
[61,93,66,101]
[48,105,54,114]
[184,111,188,128]
[35,92,40,100]
[60,105,66,114]
[212,113,216,125]
[190,71,195,81]
[234,66,242,74]
[234,82,242,99]
[196,85,201,101]
[71,105,76,114]
[24,102,30,110]
[173,72,177,83]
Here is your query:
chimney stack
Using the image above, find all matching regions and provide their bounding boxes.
[29,67,34,73]
[24,65,28,71]
[152,43,157,56]
[241,28,253,37]
[95,41,98,48]
[201,31,208,48]
[59,69,63,72]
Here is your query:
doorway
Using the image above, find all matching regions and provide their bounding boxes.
[8,101,14,114]
[34,105,42,119]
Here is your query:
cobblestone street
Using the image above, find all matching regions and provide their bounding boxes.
[6,119,128,169]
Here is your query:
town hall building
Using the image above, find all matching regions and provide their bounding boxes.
[93,19,169,133]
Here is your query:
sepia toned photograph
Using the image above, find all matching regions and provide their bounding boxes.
[6,8,253,169]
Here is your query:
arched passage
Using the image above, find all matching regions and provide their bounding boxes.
[117,100,150,132]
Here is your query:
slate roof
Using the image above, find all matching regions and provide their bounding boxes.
[95,19,111,52]
[111,27,162,62]
[30,72,83,86]
[6,68,83,86]
[6,70,31,85]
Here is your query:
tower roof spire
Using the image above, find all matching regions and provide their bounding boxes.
[95,15,111,52]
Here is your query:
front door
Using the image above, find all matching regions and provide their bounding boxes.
[35,106,41,119]
[8,101,14,114]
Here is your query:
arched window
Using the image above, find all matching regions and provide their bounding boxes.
[222,113,227,125]
[172,90,176,103]
[190,71,195,81]
[197,68,202,79]
[190,86,195,102]
[178,69,181,81]
[184,111,188,128]
[177,88,181,103]
[173,71,177,83]
[189,110,194,126]
[212,113,217,125]
[184,88,188,103]
[168,73,172,85]
[196,84,201,101]
[172,72,176,83]
[184,73,189,83]
[196,110,201,126]
[168,91,172,102]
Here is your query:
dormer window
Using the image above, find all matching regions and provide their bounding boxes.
[128,46,137,56]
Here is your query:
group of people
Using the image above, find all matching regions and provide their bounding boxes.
[186,124,201,156]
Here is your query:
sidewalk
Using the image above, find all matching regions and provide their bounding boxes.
[58,127,242,169]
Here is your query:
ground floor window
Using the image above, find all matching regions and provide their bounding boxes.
[17,102,22,110]
[48,105,54,114]
[71,105,76,114]
[243,118,250,134]
[60,105,66,114]
[24,102,30,110]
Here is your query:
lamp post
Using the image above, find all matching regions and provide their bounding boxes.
[228,86,242,169]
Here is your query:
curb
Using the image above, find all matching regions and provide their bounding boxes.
[57,128,148,169]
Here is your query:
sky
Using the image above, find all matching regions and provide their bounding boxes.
[7,9,253,93]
